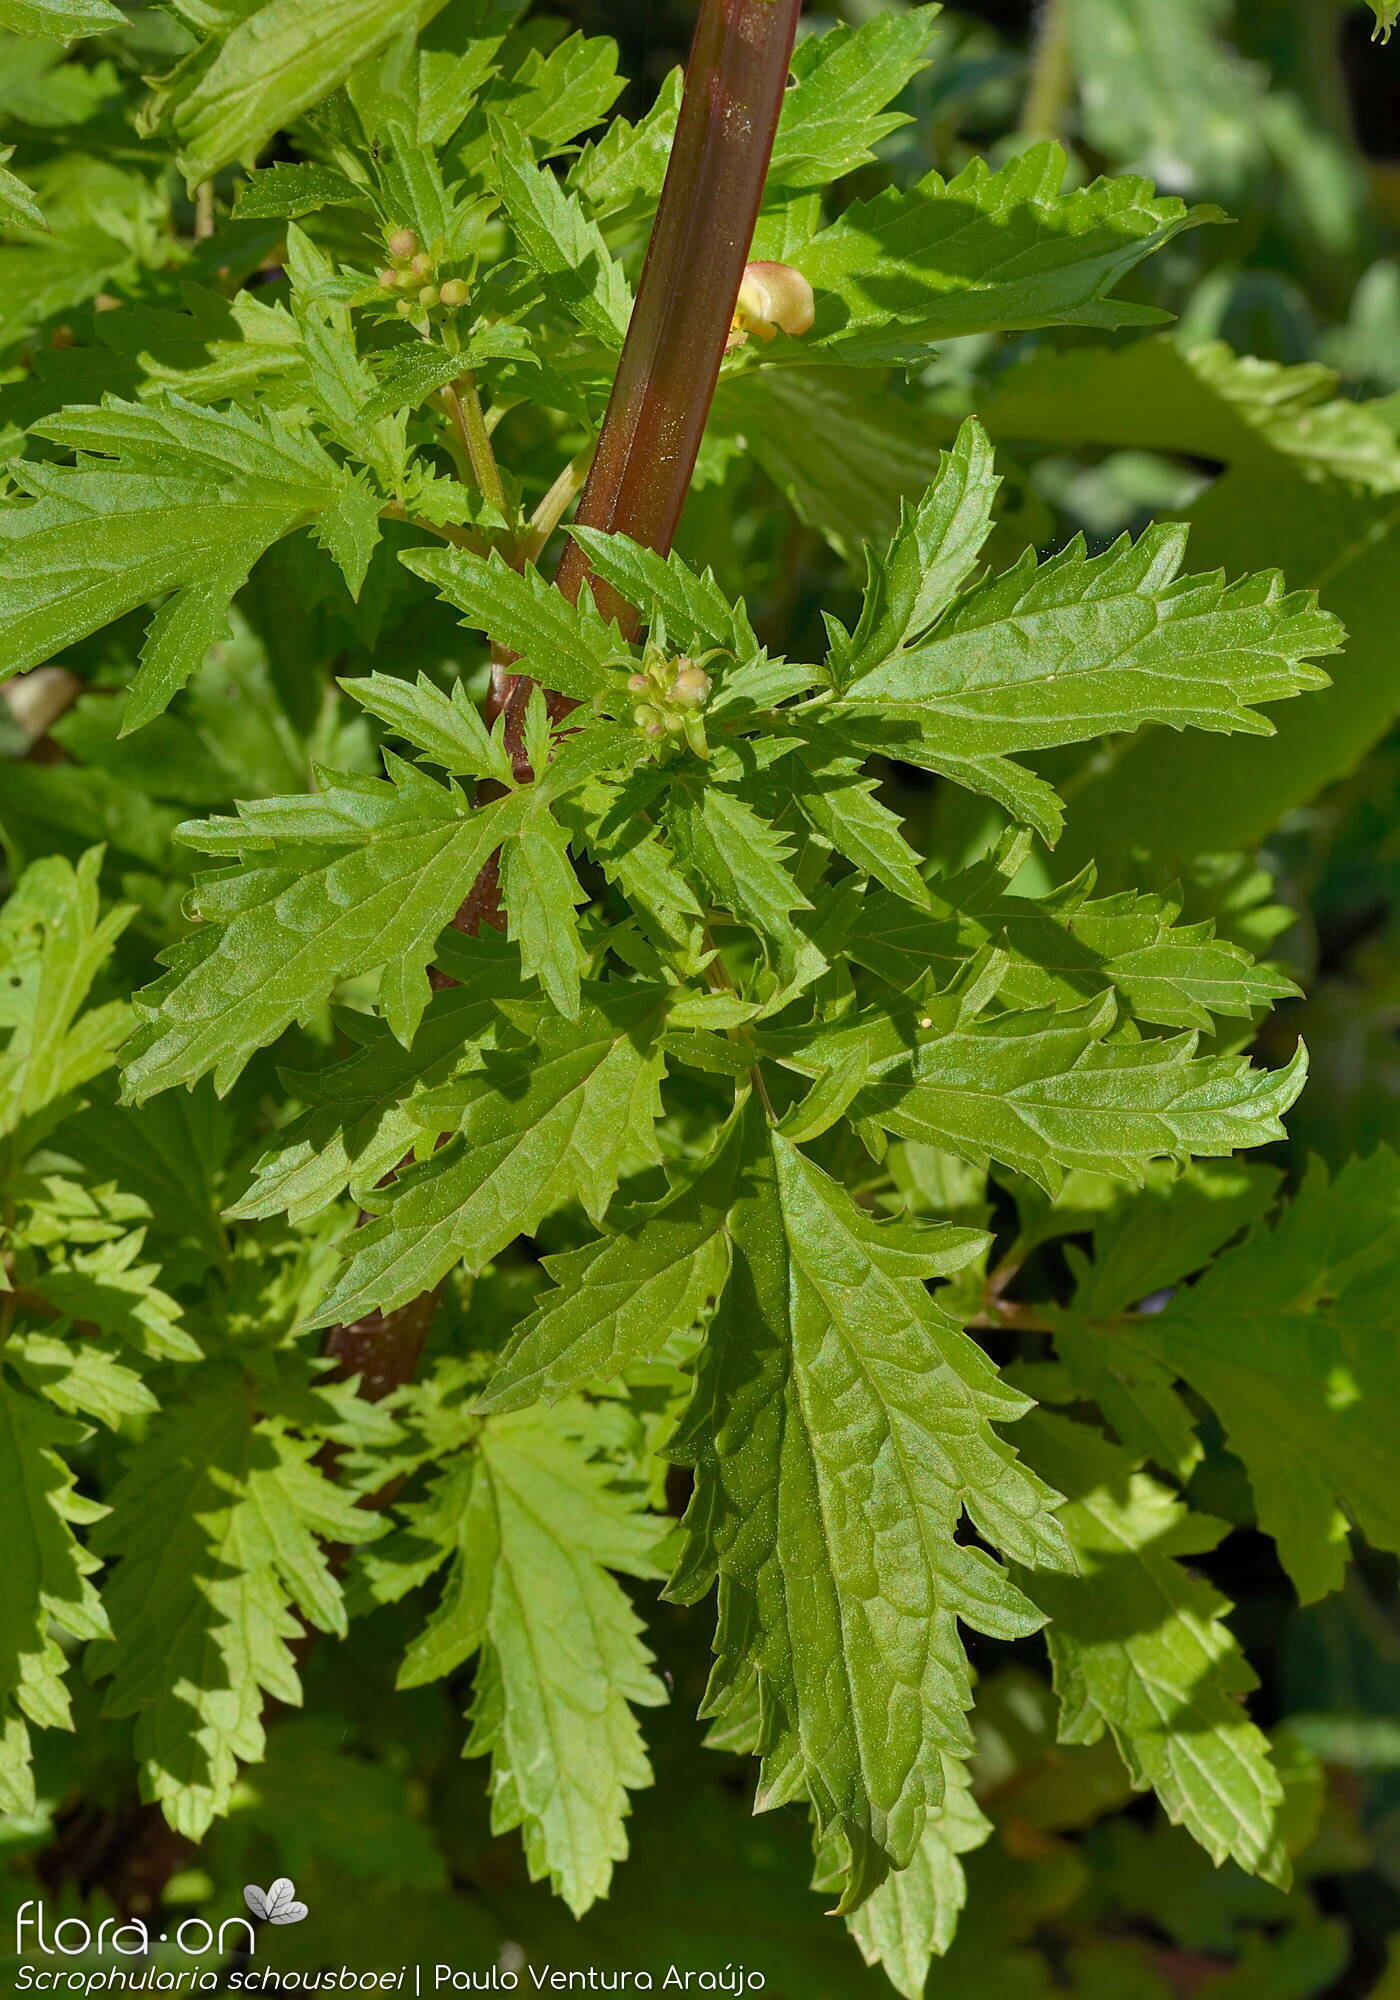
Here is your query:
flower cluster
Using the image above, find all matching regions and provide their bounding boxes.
[627,645,716,759]
[375,227,470,320]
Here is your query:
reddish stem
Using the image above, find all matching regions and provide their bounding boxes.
[555,0,803,626]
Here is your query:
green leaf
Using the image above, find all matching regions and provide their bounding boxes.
[980,335,1400,495]
[775,964,1307,1192]
[1018,1411,1288,1885]
[344,670,515,786]
[489,120,633,345]
[232,161,367,222]
[479,1119,742,1414]
[1052,467,1400,869]
[28,1230,196,1361]
[305,988,667,1328]
[1046,1158,1280,1482]
[769,7,940,188]
[568,67,682,218]
[8,1330,158,1430]
[500,803,588,1018]
[816,1758,991,2000]
[844,847,1298,1031]
[830,416,999,683]
[359,326,532,423]
[228,936,529,1225]
[664,780,819,980]
[160,0,438,181]
[486,27,623,156]
[403,545,627,704]
[667,1104,1066,1910]
[0,396,359,720]
[790,752,929,910]
[121,765,525,1101]
[1140,1150,1400,1601]
[0,1375,108,1817]
[390,1406,668,1915]
[0,849,133,1155]
[567,529,760,661]
[0,148,46,233]
[92,1373,379,1839]
[796,145,1219,362]
[0,0,125,38]
[840,523,1339,749]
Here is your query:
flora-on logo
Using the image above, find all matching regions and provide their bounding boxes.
[244,1879,310,1926]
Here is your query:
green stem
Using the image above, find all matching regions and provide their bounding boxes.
[522,443,596,565]
[1022,0,1073,144]
[442,373,510,522]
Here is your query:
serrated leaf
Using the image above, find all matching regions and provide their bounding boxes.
[403,545,627,704]
[789,752,929,910]
[228,937,530,1225]
[1140,1150,1400,1601]
[29,1230,196,1361]
[815,1757,991,1998]
[232,162,367,222]
[832,416,998,683]
[500,804,588,1018]
[480,1120,742,1414]
[315,474,382,602]
[567,528,760,661]
[845,854,1298,1031]
[390,1407,667,1914]
[489,121,632,345]
[839,523,1339,749]
[664,780,819,981]
[772,968,1307,1192]
[161,0,438,181]
[0,849,133,1155]
[8,1331,158,1430]
[91,1373,379,1839]
[305,988,667,1328]
[345,670,514,786]
[667,1104,1065,1909]
[0,397,359,719]
[1046,1159,1280,1483]
[769,7,939,188]
[568,66,682,218]
[1018,1411,1288,1885]
[0,1376,109,1817]
[121,767,525,1101]
[797,144,1219,361]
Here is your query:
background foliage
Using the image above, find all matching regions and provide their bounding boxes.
[1,0,1399,1995]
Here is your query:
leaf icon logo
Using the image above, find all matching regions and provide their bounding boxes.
[244,1879,309,1925]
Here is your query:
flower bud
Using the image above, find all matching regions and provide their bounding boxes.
[396,297,417,318]
[663,712,685,735]
[627,673,650,693]
[673,662,712,705]
[418,285,441,309]
[729,260,815,348]
[439,278,469,309]
[387,227,417,259]
[410,250,433,278]
[634,704,659,729]
[377,268,398,291]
